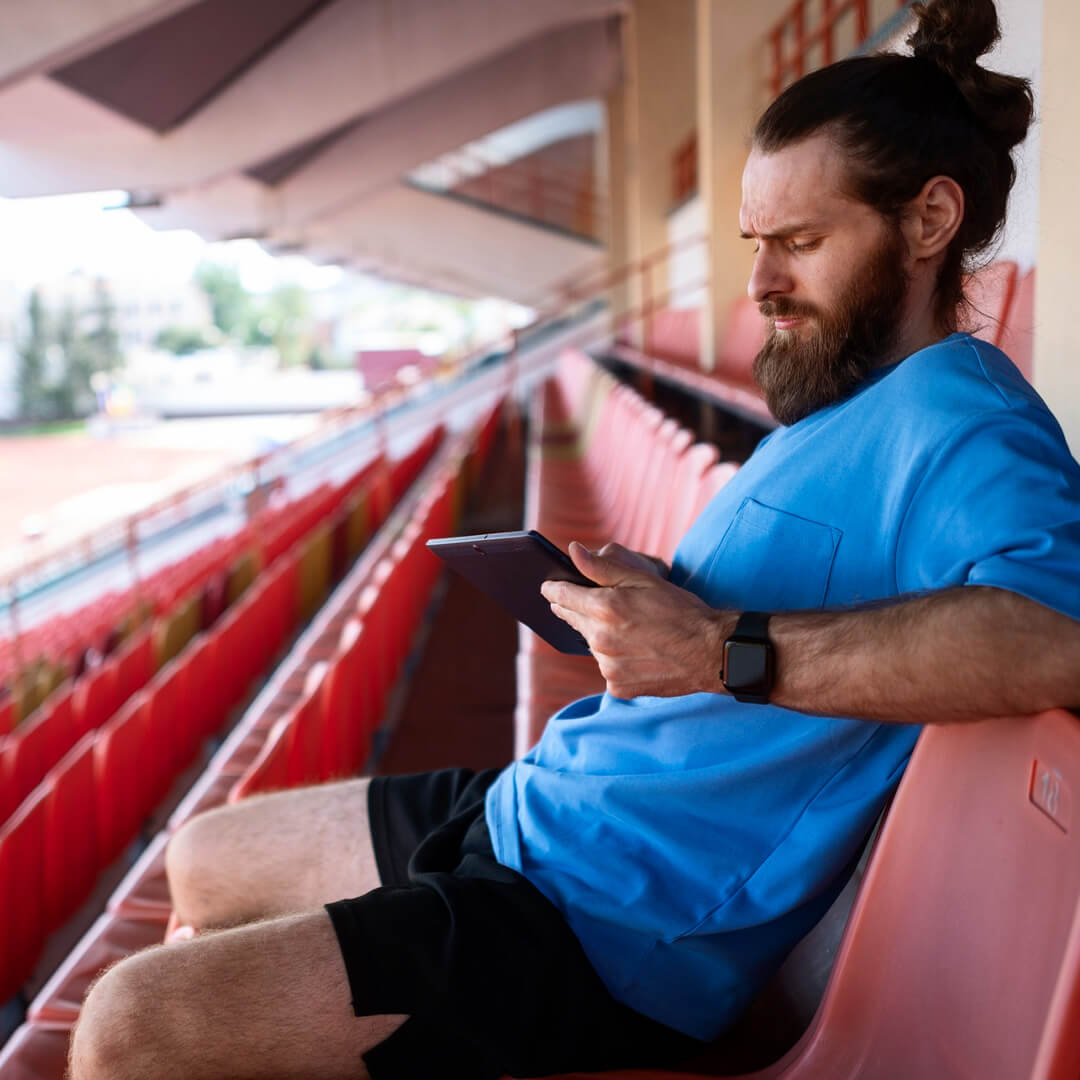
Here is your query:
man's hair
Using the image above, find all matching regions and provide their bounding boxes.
[752,0,1034,331]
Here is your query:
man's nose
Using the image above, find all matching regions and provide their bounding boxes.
[747,249,791,304]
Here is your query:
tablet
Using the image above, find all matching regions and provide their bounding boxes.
[425,530,597,654]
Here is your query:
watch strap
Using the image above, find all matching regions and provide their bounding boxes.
[732,610,772,641]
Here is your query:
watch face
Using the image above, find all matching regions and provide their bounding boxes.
[724,641,770,694]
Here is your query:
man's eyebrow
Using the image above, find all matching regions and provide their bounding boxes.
[739,222,824,240]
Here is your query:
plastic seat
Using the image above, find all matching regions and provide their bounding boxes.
[963,259,1019,346]
[71,658,119,740]
[0,783,49,1004]
[228,713,295,802]
[542,709,1080,1079]
[93,692,152,865]
[42,734,99,933]
[999,267,1036,381]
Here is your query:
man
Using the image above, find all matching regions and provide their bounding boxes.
[70,2,1080,1077]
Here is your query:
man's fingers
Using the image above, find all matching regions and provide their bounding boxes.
[549,602,587,636]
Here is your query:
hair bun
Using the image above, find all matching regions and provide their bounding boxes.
[906,0,1033,153]
[907,0,1000,79]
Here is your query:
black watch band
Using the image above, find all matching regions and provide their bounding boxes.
[721,611,775,705]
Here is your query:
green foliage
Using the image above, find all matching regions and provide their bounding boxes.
[194,262,253,339]
[15,290,51,421]
[14,283,125,422]
[155,324,217,355]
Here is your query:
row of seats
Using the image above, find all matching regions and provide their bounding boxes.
[518,351,1079,1078]
[0,431,449,1010]
[0,401,504,1076]
[515,348,737,755]
[615,260,1036,426]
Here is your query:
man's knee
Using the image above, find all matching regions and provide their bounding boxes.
[166,804,245,928]
[69,949,173,1080]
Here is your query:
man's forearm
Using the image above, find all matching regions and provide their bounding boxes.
[761,586,1080,724]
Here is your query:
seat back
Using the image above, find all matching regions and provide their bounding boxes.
[777,709,1080,1079]
[962,259,1019,346]
[999,267,1036,382]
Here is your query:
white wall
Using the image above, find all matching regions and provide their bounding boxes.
[989,0,1042,272]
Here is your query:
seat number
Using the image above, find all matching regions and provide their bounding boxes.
[1029,760,1071,832]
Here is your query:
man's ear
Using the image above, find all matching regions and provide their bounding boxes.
[900,175,965,260]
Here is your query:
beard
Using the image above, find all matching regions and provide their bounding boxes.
[752,227,910,426]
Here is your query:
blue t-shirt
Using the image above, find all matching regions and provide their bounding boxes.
[485,333,1080,1040]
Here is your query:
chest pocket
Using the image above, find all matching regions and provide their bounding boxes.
[688,497,842,611]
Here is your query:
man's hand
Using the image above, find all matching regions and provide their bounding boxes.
[541,541,729,699]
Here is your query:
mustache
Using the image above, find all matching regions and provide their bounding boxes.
[759,299,821,321]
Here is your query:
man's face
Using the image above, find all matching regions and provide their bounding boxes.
[739,134,911,425]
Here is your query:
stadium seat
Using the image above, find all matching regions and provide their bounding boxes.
[0,783,48,1004]
[543,709,1080,1079]
[1000,267,1036,382]
[228,713,295,802]
[70,659,119,741]
[42,734,99,933]
[93,693,152,865]
[963,259,1018,346]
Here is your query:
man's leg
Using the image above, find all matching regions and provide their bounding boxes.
[166,778,380,929]
[70,909,405,1080]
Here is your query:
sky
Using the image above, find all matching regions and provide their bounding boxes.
[0,190,344,294]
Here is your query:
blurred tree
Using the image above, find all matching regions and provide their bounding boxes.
[249,283,312,367]
[195,263,253,339]
[155,325,217,355]
[15,289,52,420]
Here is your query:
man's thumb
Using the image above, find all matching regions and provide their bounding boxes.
[568,541,635,585]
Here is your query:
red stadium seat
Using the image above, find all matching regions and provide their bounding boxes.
[228,714,294,802]
[93,693,152,865]
[71,658,119,741]
[42,734,99,934]
[0,783,48,1004]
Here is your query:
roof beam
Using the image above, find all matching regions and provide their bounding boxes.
[0,0,625,196]
[0,0,203,90]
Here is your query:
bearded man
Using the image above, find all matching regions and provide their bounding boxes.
[70,2,1080,1079]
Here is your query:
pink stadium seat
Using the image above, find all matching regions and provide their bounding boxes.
[544,709,1080,1080]
[42,734,99,933]
[963,259,1018,346]
[1000,267,1036,381]
[716,298,767,385]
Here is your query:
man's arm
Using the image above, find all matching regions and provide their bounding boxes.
[540,542,1080,723]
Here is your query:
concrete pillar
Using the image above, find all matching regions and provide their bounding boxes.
[1035,0,1080,454]
[617,0,697,338]
[601,87,631,327]
[696,0,786,370]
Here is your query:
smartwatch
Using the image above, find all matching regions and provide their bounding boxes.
[721,611,775,704]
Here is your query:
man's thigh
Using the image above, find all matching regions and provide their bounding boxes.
[70,910,404,1080]
[166,778,381,928]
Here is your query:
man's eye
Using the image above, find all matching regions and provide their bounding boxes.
[788,239,821,253]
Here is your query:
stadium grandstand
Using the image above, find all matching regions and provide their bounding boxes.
[0,1,1079,1078]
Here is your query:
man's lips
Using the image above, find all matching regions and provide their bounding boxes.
[773,316,806,330]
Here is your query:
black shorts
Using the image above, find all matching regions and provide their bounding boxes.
[325,768,703,1079]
